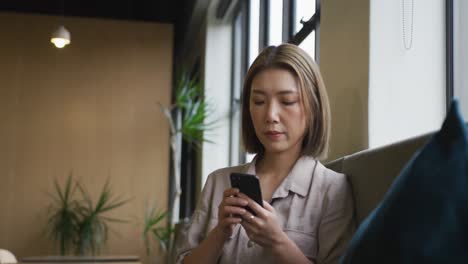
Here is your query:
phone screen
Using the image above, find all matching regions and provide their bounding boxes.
[230,173,263,215]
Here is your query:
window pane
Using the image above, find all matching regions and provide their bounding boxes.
[249,0,260,66]
[295,0,316,33]
[299,30,315,60]
[268,0,283,46]
[454,0,468,119]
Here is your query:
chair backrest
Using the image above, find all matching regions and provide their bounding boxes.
[0,249,17,264]
[326,132,432,225]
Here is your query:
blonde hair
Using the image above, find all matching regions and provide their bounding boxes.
[241,43,331,159]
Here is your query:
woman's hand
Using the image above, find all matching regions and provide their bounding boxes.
[215,188,249,240]
[238,193,289,249]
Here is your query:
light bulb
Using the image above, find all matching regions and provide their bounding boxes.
[51,38,70,48]
[51,25,71,48]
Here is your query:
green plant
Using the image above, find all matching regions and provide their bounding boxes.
[173,74,216,145]
[142,204,174,257]
[46,176,129,256]
[75,180,130,255]
[159,72,217,226]
[47,174,80,255]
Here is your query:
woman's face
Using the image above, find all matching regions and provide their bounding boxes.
[249,68,307,156]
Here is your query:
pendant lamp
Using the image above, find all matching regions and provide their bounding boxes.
[51,25,71,48]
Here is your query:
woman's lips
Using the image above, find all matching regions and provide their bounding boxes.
[265,131,284,140]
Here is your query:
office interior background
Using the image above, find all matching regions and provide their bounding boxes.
[0,0,467,261]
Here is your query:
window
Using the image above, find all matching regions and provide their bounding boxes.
[299,31,315,60]
[452,0,468,118]
[294,0,316,34]
[249,0,260,66]
[268,0,283,46]
[290,0,319,60]
[179,61,201,218]
[295,0,316,59]
[230,0,320,165]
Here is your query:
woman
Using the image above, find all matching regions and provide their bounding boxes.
[175,44,354,264]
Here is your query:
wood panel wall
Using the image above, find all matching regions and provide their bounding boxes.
[0,12,172,260]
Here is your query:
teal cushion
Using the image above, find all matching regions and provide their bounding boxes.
[340,100,468,264]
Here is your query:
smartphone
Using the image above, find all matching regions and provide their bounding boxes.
[229,173,264,215]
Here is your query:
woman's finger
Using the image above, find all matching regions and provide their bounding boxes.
[222,216,242,226]
[262,200,274,212]
[223,188,239,197]
[241,222,270,247]
[241,218,257,232]
[221,205,247,217]
[224,196,249,207]
[240,213,258,224]
[237,193,267,218]
[241,221,265,245]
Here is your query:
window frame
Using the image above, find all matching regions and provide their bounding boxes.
[229,1,249,166]
[178,60,202,219]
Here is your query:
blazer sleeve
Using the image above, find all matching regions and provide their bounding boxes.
[174,172,217,263]
[316,172,355,264]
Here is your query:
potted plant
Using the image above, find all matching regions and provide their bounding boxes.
[74,180,130,255]
[47,174,80,255]
[46,175,129,256]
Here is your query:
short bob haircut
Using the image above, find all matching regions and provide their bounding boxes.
[241,43,331,159]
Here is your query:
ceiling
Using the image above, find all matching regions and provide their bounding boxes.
[0,0,186,23]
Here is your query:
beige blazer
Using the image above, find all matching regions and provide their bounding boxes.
[175,156,355,264]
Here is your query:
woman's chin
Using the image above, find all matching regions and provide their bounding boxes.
[261,140,303,156]
[263,145,290,155]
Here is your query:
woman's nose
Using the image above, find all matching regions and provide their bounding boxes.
[266,102,279,123]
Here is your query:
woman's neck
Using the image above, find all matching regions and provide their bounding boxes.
[256,148,302,181]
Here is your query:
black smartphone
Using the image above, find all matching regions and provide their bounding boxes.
[230,173,264,215]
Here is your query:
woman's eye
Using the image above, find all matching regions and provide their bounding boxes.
[283,101,297,105]
[253,101,264,105]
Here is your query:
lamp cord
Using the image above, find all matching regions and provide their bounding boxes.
[402,0,414,50]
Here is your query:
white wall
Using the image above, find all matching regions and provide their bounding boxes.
[368,0,446,148]
[454,0,468,118]
[202,1,232,186]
